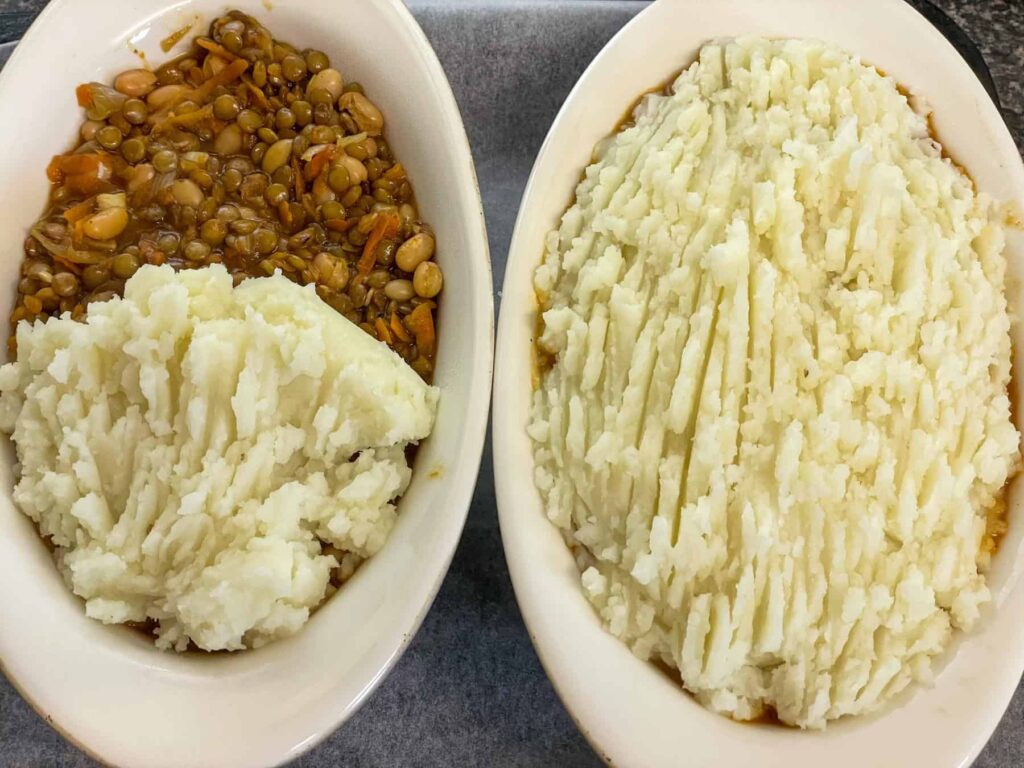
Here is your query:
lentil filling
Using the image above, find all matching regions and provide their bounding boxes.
[12,10,442,380]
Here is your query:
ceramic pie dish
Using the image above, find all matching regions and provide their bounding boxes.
[0,1,492,766]
[493,0,1024,765]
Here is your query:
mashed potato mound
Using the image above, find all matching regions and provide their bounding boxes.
[530,38,1019,727]
[0,265,437,651]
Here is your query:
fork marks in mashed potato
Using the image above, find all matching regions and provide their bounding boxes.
[529,38,1019,728]
[0,265,437,652]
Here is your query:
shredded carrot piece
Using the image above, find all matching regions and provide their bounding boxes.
[278,200,293,228]
[62,198,95,224]
[196,37,239,61]
[390,312,410,342]
[146,61,236,125]
[383,163,405,181]
[406,303,435,356]
[374,317,393,345]
[47,153,111,182]
[324,217,355,233]
[51,253,83,275]
[292,156,305,201]
[46,157,62,182]
[75,83,94,108]
[241,75,271,109]
[151,104,214,134]
[190,57,248,103]
[307,146,334,179]
[65,175,115,197]
[358,212,400,277]
[48,153,114,195]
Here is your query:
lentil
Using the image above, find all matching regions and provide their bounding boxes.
[305,50,330,74]
[281,54,307,82]
[183,239,212,262]
[152,149,178,173]
[237,109,264,133]
[121,137,147,163]
[212,94,241,121]
[52,272,80,297]
[292,100,313,127]
[275,107,296,130]
[122,98,149,125]
[96,125,123,150]
[111,252,140,279]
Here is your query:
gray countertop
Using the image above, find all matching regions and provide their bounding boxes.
[0,1,1022,766]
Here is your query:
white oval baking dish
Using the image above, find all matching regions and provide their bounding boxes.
[0,1,492,766]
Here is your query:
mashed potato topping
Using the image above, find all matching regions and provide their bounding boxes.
[529,38,1019,727]
[0,265,437,651]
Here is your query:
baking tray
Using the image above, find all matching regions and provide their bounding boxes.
[0,1,1019,766]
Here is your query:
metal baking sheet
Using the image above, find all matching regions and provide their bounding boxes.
[0,1,1020,766]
